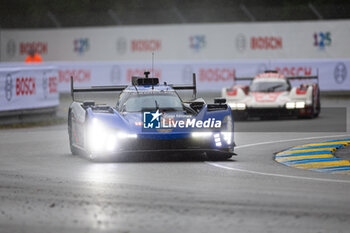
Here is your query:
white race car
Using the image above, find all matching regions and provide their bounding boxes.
[221,70,320,120]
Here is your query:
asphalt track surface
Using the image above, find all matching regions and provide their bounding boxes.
[0,97,350,233]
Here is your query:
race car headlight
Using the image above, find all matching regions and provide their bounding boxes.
[88,118,110,153]
[221,132,232,145]
[229,103,246,110]
[88,118,137,153]
[295,101,305,109]
[116,132,138,139]
[214,133,222,147]
[286,102,296,109]
[106,135,117,152]
[223,115,233,131]
[191,132,213,138]
[229,103,237,109]
[286,102,305,109]
[236,103,246,110]
[221,115,233,145]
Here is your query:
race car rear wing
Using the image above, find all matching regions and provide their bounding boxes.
[234,70,319,83]
[234,75,319,83]
[70,72,198,100]
[169,73,197,99]
[234,77,255,81]
[286,75,319,83]
[70,76,127,101]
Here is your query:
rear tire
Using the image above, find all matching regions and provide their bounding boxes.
[299,87,320,119]
[232,111,248,121]
[313,90,321,118]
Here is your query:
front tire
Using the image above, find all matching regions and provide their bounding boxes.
[206,152,232,161]
[68,111,81,155]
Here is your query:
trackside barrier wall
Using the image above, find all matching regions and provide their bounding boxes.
[1,59,349,92]
[0,65,59,112]
[1,20,350,61]
[0,20,349,92]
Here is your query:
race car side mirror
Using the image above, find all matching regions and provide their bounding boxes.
[214,98,226,104]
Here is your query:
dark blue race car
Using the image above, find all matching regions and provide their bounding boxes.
[68,72,235,161]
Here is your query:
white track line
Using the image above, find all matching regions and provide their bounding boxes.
[206,134,350,184]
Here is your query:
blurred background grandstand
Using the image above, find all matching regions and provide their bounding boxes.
[1,0,350,28]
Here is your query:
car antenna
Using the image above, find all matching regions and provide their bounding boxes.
[70,76,75,101]
[233,69,236,86]
[155,100,159,110]
[152,52,154,78]
[152,52,155,90]
[133,84,139,94]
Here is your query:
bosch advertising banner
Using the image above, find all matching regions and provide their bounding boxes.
[0,66,59,111]
[50,61,263,92]
[1,20,350,61]
[21,58,347,92]
[0,59,348,94]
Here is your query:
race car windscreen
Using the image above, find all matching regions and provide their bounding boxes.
[119,92,184,112]
[250,81,290,92]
